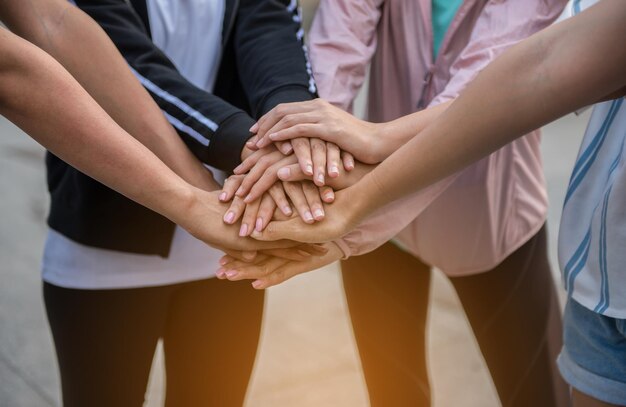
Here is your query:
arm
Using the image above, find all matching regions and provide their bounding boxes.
[72,0,253,171]
[0,0,216,191]
[253,0,626,243]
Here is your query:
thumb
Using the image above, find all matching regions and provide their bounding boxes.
[250,217,301,241]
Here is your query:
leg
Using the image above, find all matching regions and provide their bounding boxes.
[573,389,620,407]
[162,278,265,407]
[341,242,432,407]
[43,282,170,407]
[450,225,570,407]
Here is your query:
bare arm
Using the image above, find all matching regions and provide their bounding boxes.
[0,0,216,190]
[253,0,626,243]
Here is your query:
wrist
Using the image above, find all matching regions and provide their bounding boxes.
[371,121,398,162]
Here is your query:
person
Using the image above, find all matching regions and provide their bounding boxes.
[225,0,570,405]
[7,0,328,405]
[0,1,297,257]
[227,0,626,405]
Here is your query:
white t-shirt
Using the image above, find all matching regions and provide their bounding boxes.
[43,0,226,289]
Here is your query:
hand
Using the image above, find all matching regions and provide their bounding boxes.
[276,159,375,190]
[221,176,333,234]
[226,152,335,205]
[246,136,355,185]
[215,242,343,289]
[249,188,361,244]
[176,188,307,253]
[250,99,385,164]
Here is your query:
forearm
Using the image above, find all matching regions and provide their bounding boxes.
[351,1,626,221]
[1,0,218,191]
[0,30,196,222]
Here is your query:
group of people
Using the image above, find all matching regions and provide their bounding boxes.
[0,0,624,406]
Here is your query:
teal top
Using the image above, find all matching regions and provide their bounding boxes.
[432,0,463,59]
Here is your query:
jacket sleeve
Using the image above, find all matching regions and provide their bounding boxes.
[333,0,568,259]
[234,0,317,116]
[73,0,254,172]
[307,0,383,112]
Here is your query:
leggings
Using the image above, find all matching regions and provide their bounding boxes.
[341,225,570,407]
[44,278,264,407]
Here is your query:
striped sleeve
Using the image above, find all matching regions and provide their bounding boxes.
[74,0,254,171]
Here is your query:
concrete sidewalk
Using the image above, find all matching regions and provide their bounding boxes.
[0,108,589,406]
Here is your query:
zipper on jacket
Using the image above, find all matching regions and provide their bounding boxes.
[417,70,433,110]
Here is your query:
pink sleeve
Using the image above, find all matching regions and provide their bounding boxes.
[308,0,383,112]
[334,0,568,259]
[431,0,568,105]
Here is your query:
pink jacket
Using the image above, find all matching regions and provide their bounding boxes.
[310,0,567,275]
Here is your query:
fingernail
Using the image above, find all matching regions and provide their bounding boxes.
[305,164,313,175]
[216,268,226,278]
[347,160,355,170]
[314,208,324,219]
[219,257,228,266]
[283,205,293,215]
[297,249,312,257]
[316,173,325,184]
[269,133,278,140]
[304,211,314,223]
[239,224,248,237]
[282,144,293,154]
[252,280,263,289]
[330,166,339,176]
[277,167,291,179]
[324,192,334,202]
[235,186,244,196]
[255,218,264,232]
[224,211,235,224]
[225,270,238,279]
[233,165,243,174]
[249,123,258,132]
[219,192,227,201]
[255,140,265,148]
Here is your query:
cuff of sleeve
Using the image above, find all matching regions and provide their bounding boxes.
[207,112,255,172]
[258,85,316,117]
[333,238,351,260]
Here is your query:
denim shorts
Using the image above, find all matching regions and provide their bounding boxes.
[557,298,626,405]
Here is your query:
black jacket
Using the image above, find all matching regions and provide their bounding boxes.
[47,0,316,256]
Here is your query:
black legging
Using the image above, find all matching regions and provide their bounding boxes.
[44,278,264,407]
[341,225,570,407]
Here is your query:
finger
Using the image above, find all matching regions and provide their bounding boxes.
[277,163,310,182]
[275,141,293,155]
[244,155,297,203]
[326,142,341,178]
[268,183,293,216]
[255,102,317,147]
[291,137,313,176]
[220,175,245,202]
[219,250,258,265]
[223,256,290,281]
[310,138,327,186]
[259,248,313,261]
[240,198,261,237]
[233,147,267,175]
[223,196,246,225]
[236,151,283,197]
[263,112,322,143]
[283,182,314,224]
[255,194,276,232]
[245,134,259,151]
[302,181,325,221]
[297,244,329,255]
[319,185,335,203]
[341,151,355,171]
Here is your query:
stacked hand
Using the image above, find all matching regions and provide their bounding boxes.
[215,99,381,288]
